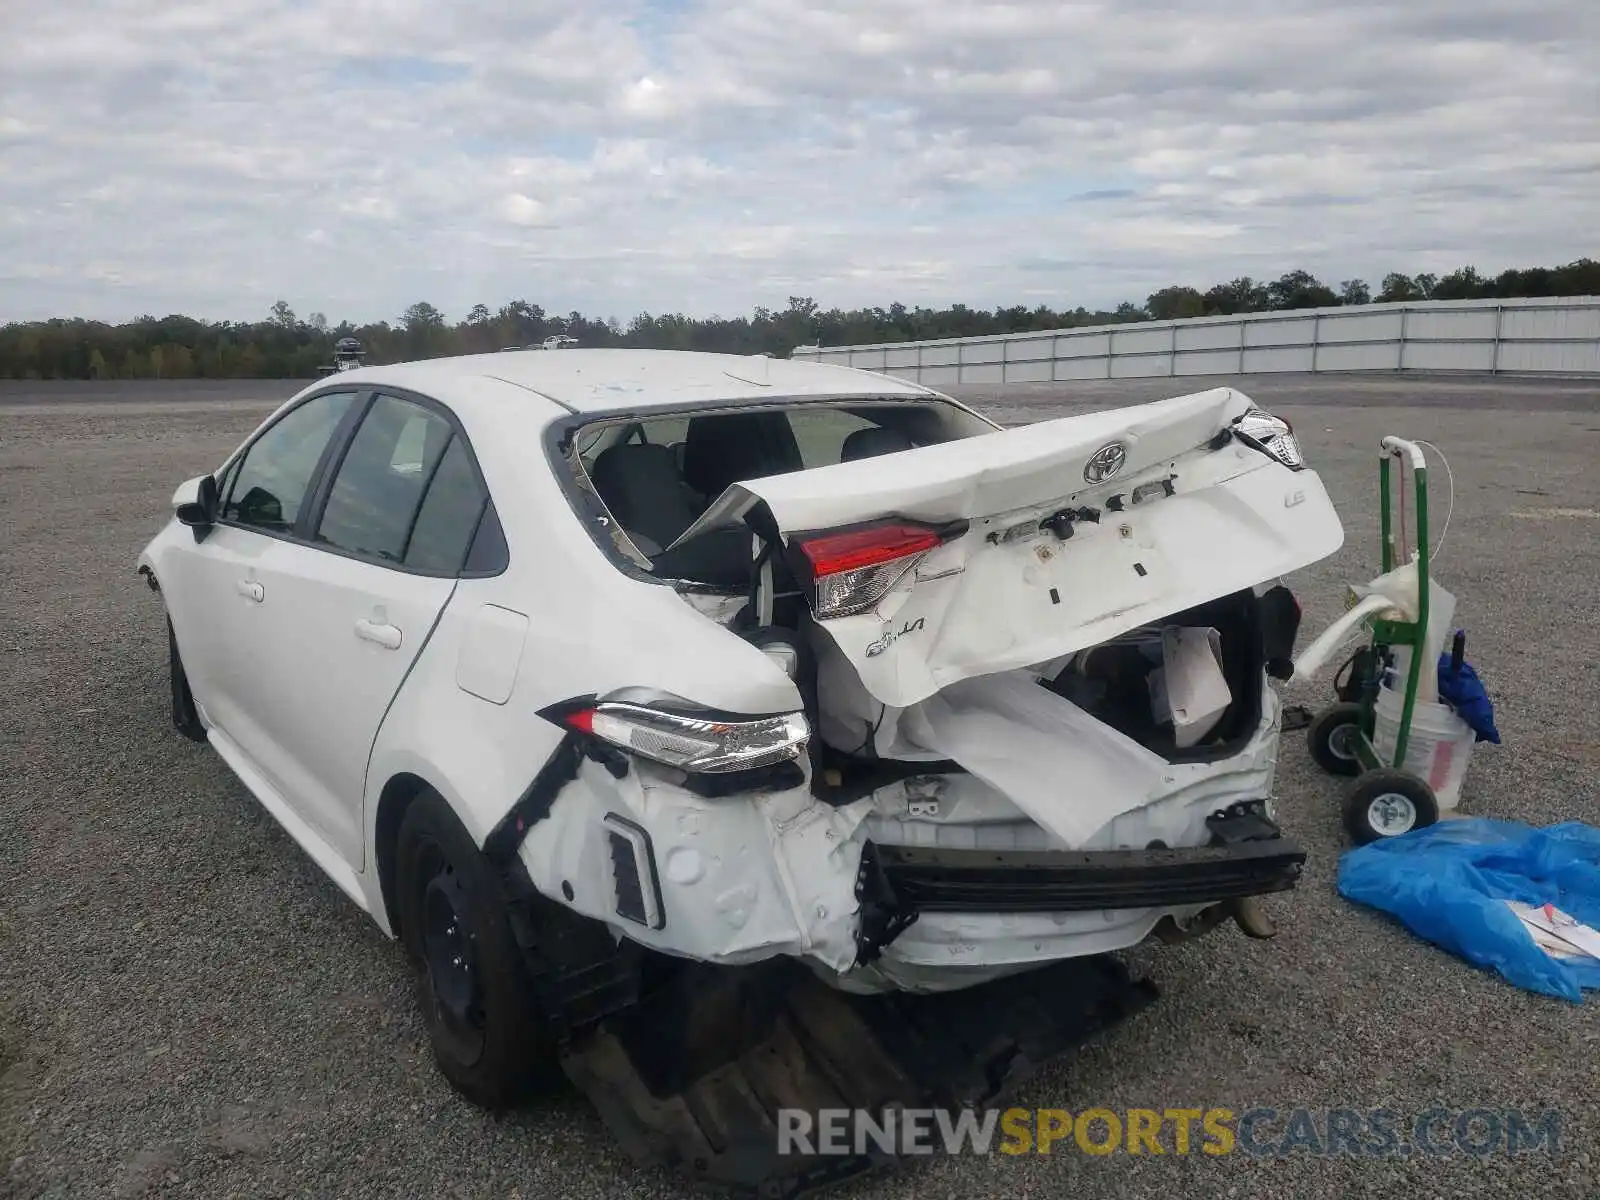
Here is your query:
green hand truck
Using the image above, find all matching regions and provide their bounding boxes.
[1305,435,1446,844]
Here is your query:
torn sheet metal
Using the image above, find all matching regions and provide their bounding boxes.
[1506,900,1600,961]
[892,670,1171,848]
[664,387,1343,709]
[518,758,870,974]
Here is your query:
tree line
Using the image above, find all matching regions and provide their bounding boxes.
[1,258,1594,380]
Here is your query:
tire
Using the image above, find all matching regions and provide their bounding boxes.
[167,618,207,743]
[1343,769,1438,845]
[1307,702,1364,777]
[395,789,560,1108]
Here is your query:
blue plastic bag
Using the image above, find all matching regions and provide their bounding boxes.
[1337,819,1600,1001]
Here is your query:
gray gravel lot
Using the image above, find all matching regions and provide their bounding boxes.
[3,373,1599,1199]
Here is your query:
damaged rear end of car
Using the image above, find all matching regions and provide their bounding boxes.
[495,382,1342,1195]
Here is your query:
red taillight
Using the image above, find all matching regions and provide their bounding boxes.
[797,523,942,577]
[563,708,596,734]
[791,520,946,619]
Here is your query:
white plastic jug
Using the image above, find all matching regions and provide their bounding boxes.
[1371,682,1477,810]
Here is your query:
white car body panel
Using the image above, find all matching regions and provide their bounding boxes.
[517,761,871,973]
[208,723,371,911]
[893,670,1178,847]
[669,386,1343,708]
[139,350,1337,993]
[156,523,455,866]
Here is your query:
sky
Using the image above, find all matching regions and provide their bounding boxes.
[1,0,1596,325]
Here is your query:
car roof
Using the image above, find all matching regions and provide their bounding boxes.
[321,348,934,415]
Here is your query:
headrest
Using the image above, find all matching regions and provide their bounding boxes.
[682,412,804,499]
[841,425,915,462]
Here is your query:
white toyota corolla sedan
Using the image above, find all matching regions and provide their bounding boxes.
[138,348,1343,1123]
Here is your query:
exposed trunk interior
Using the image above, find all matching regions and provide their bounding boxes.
[1036,588,1266,764]
[793,586,1279,815]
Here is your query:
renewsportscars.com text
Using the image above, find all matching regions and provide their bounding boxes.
[777,1106,1563,1159]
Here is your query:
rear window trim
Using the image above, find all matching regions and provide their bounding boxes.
[543,391,1000,589]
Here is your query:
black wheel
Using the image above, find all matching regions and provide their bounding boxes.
[167,617,207,743]
[395,789,559,1108]
[1307,702,1364,777]
[1343,769,1438,845]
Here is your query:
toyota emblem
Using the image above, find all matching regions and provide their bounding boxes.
[1084,441,1128,483]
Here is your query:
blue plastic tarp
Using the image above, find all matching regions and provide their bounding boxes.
[1337,818,1600,1002]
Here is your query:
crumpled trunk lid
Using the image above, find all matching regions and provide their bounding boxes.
[672,386,1344,708]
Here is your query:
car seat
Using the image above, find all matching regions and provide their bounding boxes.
[589,442,704,555]
[589,440,756,588]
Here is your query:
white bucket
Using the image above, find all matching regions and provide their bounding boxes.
[1371,681,1478,810]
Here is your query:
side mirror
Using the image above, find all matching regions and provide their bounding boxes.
[173,474,218,528]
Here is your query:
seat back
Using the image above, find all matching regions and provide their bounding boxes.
[589,442,705,553]
[682,412,805,499]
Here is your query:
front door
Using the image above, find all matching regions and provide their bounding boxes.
[182,389,492,869]
[166,388,362,756]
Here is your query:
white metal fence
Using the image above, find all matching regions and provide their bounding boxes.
[791,296,1600,384]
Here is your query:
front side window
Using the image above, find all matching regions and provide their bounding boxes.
[213,453,242,512]
[223,391,358,532]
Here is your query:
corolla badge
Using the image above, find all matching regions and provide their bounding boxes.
[1084,441,1128,484]
[865,617,926,658]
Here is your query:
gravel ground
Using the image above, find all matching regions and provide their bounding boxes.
[2,373,1599,1199]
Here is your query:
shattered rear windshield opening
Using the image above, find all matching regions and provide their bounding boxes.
[557,397,995,589]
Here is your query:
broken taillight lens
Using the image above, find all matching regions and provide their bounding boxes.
[1231,408,1305,471]
[552,696,810,774]
[792,521,943,618]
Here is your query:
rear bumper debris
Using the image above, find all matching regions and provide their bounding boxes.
[559,953,1158,1199]
[849,801,1304,973]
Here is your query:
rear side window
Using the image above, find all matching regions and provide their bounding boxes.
[223,391,357,532]
[313,392,496,574]
[406,436,487,573]
[463,501,508,574]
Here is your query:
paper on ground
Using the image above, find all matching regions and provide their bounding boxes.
[1505,899,1600,960]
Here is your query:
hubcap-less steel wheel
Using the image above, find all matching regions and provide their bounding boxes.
[419,849,486,1063]
[1327,723,1358,762]
[1309,703,1366,779]
[1366,793,1417,836]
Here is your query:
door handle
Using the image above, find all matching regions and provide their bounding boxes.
[236,579,264,603]
[354,618,402,650]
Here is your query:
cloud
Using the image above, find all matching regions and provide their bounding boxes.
[0,0,1595,323]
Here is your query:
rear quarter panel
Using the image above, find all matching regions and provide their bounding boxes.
[361,389,803,902]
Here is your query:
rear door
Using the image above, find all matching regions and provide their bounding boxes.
[669,386,1345,708]
[207,391,495,867]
